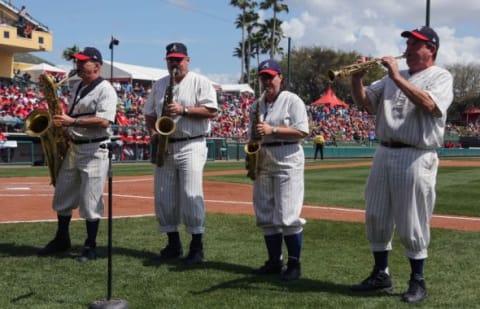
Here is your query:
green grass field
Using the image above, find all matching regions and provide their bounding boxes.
[0,159,479,308]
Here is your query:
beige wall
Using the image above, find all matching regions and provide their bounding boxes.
[0,49,13,77]
[0,25,53,78]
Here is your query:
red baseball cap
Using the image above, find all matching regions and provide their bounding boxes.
[73,47,103,64]
[401,26,439,49]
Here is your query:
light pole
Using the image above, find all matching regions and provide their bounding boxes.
[286,37,291,90]
[426,0,430,26]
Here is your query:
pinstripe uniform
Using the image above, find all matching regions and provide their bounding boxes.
[144,71,217,234]
[364,65,453,259]
[250,91,309,235]
[53,80,117,220]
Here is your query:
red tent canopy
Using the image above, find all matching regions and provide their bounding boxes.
[311,86,349,109]
[462,106,480,122]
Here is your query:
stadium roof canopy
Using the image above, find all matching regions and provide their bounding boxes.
[101,60,169,82]
[217,83,254,94]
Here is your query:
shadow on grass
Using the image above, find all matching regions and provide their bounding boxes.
[143,256,401,298]
[190,270,402,298]
[0,242,157,261]
[1,242,401,300]
[0,242,81,259]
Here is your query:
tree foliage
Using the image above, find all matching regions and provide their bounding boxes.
[62,45,80,69]
[231,0,288,84]
[229,1,480,125]
[282,46,386,105]
[445,62,480,121]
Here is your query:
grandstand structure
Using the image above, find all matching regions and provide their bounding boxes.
[0,1,52,78]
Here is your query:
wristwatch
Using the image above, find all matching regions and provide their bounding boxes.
[183,107,189,116]
[272,126,278,135]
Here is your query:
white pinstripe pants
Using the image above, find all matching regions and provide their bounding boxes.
[365,146,438,259]
[53,143,109,220]
[153,138,207,234]
[253,144,306,236]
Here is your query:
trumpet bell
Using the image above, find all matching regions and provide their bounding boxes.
[24,109,52,137]
[327,70,339,82]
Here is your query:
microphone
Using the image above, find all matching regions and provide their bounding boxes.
[109,36,119,50]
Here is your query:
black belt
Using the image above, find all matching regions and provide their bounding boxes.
[169,135,204,143]
[71,137,109,145]
[380,141,413,148]
[262,141,298,147]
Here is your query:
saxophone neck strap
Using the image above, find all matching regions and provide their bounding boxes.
[263,90,283,119]
[68,77,104,116]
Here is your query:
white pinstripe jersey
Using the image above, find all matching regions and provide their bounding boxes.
[67,80,117,140]
[144,71,218,138]
[248,91,309,142]
[366,65,453,149]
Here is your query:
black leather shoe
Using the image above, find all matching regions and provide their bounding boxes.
[38,237,71,256]
[282,261,301,281]
[351,269,393,293]
[77,247,97,262]
[160,244,183,259]
[184,250,204,265]
[402,274,427,303]
[253,259,283,275]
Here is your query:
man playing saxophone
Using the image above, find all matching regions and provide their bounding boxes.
[248,59,309,281]
[38,47,117,262]
[144,42,218,265]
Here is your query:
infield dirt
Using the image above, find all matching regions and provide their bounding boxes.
[0,160,478,231]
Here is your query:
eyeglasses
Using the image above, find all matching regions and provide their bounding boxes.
[166,57,185,63]
[259,73,275,80]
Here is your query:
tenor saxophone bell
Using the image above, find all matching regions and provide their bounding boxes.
[243,91,265,180]
[151,67,178,166]
[244,141,260,180]
[153,116,176,167]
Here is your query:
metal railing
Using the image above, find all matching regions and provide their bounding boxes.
[1,135,479,166]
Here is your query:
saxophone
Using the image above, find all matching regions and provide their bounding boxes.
[244,91,265,180]
[152,68,177,167]
[24,71,76,186]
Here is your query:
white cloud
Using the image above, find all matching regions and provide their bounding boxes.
[283,0,480,68]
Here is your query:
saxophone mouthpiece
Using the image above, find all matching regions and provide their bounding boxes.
[68,70,78,78]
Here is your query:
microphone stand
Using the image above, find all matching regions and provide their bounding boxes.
[89,36,128,309]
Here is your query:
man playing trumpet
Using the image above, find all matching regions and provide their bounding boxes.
[349,26,453,304]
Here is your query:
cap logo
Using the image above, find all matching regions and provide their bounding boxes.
[169,44,178,53]
[262,63,270,69]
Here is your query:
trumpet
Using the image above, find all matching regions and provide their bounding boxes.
[328,55,405,81]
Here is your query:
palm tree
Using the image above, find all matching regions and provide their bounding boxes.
[62,45,80,70]
[258,18,285,57]
[234,9,259,83]
[230,0,257,83]
[259,0,289,59]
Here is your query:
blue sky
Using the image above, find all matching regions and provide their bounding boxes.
[17,0,480,84]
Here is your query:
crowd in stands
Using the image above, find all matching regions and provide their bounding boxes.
[1,77,479,158]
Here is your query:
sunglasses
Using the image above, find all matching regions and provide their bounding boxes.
[166,57,185,63]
